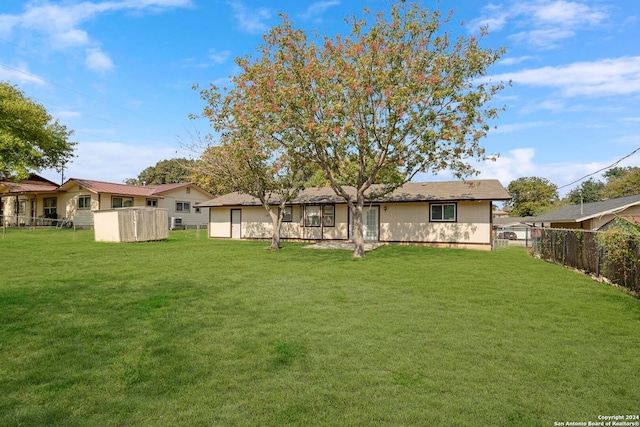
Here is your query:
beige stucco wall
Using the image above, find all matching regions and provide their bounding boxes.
[208,201,492,247]
[209,205,350,240]
[2,184,210,228]
[379,201,491,244]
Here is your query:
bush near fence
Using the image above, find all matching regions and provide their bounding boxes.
[531,228,640,295]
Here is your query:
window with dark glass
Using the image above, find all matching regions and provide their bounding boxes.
[78,195,92,210]
[44,197,57,217]
[176,201,190,212]
[281,206,293,222]
[112,197,133,208]
[430,203,456,222]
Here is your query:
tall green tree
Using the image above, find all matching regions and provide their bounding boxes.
[602,166,640,198]
[0,82,75,179]
[196,2,506,257]
[125,158,194,185]
[507,176,559,217]
[566,178,605,204]
[602,167,629,181]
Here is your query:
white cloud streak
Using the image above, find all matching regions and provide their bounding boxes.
[0,62,46,85]
[485,56,640,97]
[41,141,179,183]
[208,49,231,64]
[475,148,640,194]
[299,1,341,20]
[469,0,609,49]
[228,1,271,34]
[85,48,114,72]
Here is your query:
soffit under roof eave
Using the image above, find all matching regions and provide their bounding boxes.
[572,201,640,223]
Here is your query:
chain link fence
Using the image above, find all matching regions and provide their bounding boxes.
[529,227,640,295]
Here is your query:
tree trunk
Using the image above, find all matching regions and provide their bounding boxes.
[268,208,282,250]
[351,195,365,258]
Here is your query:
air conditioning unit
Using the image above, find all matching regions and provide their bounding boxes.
[169,216,184,230]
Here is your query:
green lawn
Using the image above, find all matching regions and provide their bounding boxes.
[1,229,639,426]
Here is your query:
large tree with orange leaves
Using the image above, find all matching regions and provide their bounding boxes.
[196,2,506,257]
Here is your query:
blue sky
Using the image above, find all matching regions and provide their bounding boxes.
[1,0,639,195]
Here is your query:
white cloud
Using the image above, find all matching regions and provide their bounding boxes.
[510,28,574,49]
[0,0,192,71]
[41,141,179,183]
[0,14,18,37]
[85,48,114,72]
[0,61,45,85]
[519,0,608,27]
[470,0,609,49]
[474,147,640,195]
[299,1,340,20]
[485,56,640,98]
[122,0,193,8]
[415,146,640,195]
[208,49,231,64]
[228,1,271,34]
[53,110,82,119]
[492,121,550,134]
[498,56,535,66]
[53,29,91,49]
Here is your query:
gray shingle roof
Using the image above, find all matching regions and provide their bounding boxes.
[196,179,510,207]
[526,193,640,223]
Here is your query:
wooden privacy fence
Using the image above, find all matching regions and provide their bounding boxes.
[530,228,640,295]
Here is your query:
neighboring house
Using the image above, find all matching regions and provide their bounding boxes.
[493,209,510,218]
[493,216,530,240]
[0,174,59,226]
[525,194,640,230]
[196,179,511,250]
[0,175,214,228]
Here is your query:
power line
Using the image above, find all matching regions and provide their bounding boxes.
[557,145,640,190]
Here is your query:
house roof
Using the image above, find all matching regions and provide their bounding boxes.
[196,179,511,207]
[493,217,529,227]
[60,178,160,197]
[525,193,640,224]
[57,178,214,199]
[0,174,59,194]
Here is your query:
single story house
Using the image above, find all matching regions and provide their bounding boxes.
[525,193,640,230]
[0,175,214,228]
[493,216,531,240]
[196,179,511,250]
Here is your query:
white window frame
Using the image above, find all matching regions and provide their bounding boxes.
[430,203,457,222]
[146,198,158,207]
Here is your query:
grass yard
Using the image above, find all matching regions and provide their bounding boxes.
[1,229,639,426]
